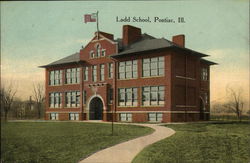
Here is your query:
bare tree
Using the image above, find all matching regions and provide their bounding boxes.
[0,82,18,121]
[224,86,244,121]
[32,83,45,119]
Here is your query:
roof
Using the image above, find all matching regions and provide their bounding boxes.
[40,52,82,68]
[111,33,208,58]
[40,32,214,68]
[200,58,218,65]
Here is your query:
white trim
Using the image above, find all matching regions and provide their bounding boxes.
[176,75,196,80]
[87,94,106,111]
[91,34,117,44]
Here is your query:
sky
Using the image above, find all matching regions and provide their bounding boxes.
[1,1,249,108]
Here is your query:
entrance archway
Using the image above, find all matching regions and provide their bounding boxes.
[89,97,103,120]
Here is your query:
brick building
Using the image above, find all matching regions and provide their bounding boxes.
[41,25,216,122]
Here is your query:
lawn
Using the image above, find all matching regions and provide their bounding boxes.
[1,122,153,163]
[133,122,250,163]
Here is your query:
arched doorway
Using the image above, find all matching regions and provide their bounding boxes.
[89,97,103,120]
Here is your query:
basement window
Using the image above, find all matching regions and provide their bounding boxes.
[120,113,132,122]
[148,113,162,122]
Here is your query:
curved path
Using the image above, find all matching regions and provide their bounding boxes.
[79,123,175,163]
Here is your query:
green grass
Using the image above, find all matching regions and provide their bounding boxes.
[133,122,250,163]
[1,122,153,163]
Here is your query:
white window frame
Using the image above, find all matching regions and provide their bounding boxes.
[65,91,80,108]
[118,88,138,106]
[118,60,138,79]
[92,65,97,82]
[142,86,165,106]
[142,56,164,77]
[84,67,88,81]
[100,64,105,81]
[50,113,59,120]
[49,92,62,108]
[49,70,62,86]
[65,68,80,84]
[148,113,163,122]
[120,113,132,122]
[69,113,79,120]
[108,63,113,78]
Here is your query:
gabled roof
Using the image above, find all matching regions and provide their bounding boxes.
[40,52,82,68]
[111,33,208,58]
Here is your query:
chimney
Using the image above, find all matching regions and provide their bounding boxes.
[122,25,142,46]
[172,34,185,47]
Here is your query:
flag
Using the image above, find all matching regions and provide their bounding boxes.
[84,13,97,23]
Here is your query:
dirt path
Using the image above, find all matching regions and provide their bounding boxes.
[79,123,175,163]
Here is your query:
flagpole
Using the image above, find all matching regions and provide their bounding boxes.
[97,11,99,40]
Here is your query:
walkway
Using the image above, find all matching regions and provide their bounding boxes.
[79,123,175,163]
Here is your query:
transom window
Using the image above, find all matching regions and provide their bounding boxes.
[120,113,132,122]
[49,92,62,108]
[100,64,105,81]
[65,68,80,84]
[65,91,80,108]
[118,60,137,79]
[201,68,208,81]
[49,70,62,86]
[92,65,97,82]
[50,113,59,120]
[148,113,163,122]
[69,113,79,120]
[142,86,165,106]
[142,56,164,77]
[118,88,138,106]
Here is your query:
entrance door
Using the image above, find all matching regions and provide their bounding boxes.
[89,97,103,120]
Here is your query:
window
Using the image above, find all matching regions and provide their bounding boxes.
[83,90,87,105]
[142,86,165,106]
[204,92,208,105]
[96,44,101,57]
[100,64,105,81]
[92,65,97,82]
[108,88,113,104]
[84,67,88,81]
[49,70,62,86]
[118,88,138,106]
[148,113,163,122]
[65,91,80,107]
[69,113,79,120]
[142,56,164,77]
[65,68,80,84]
[101,49,106,57]
[118,60,137,79]
[49,92,62,108]
[90,50,95,58]
[108,63,113,78]
[50,113,59,120]
[201,68,208,81]
[120,113,132,122]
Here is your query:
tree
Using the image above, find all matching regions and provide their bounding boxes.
[32,83,45,119]
[224,86,244,121]
[0,82,17,121]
